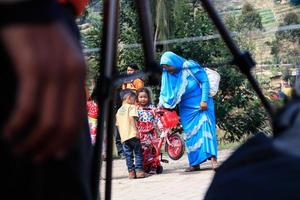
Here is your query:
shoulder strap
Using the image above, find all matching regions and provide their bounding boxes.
[187,69,202,88]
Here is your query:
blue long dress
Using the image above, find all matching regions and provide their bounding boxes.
[159,51,217,167]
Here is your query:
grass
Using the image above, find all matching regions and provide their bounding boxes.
[218,140,243,150]
[216,128,245,151]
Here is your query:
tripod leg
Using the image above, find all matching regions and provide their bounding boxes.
[134,0,161,84]
[91,1,120,200]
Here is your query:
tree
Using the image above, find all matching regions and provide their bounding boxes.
[152,0,172,49]
[118,0,144,72]
[79,7,103,87]
[238,3,263,32]
[214,3,270,141]
[276,12,300,44]
[269,12,300,79]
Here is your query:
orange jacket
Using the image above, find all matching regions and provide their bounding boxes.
[58,0,89,16]
[122,78,144,91]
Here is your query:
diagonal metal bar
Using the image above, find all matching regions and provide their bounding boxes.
[134,0,161,85]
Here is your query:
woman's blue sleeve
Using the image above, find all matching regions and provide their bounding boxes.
[195,69,209,102]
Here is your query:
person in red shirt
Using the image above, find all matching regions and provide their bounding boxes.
[58,0,89,16]
[86,90,108,161]
[87,99,99,144]
[0,1,92,200]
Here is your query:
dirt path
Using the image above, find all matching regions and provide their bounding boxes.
[100,149,233,200]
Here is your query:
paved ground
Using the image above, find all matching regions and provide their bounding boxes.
[100,149,233,200]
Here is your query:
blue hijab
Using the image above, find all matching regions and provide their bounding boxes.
[159,51,187,108]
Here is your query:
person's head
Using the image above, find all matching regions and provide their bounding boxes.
[127,63,139,75]
[89,88,98,103]
[120,89,136,105]
[160,51,185,74]
[136,88,152,107]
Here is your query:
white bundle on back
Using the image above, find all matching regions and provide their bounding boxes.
[187,67,221,97]
[204,67,220,97]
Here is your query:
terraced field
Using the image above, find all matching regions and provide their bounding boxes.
[273,3,300,23]
[221,8,277,29]
[214,0,273,12]
[217,1,300,64]
[216,0,300,28]
[259,8,277,29]
[208,1,300,82]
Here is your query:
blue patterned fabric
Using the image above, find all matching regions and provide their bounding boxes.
[159,51,217,166]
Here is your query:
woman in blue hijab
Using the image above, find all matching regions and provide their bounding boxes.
[159,51,218,172]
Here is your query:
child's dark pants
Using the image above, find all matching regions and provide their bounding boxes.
[122,137,143,171]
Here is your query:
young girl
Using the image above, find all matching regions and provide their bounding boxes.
[136,88,160,172]
[136,88,156,133]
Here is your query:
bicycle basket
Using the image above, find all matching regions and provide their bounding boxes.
[160,110,179,128]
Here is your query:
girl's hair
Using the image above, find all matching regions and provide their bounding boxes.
[136,87,152,106]
[128,63,139,70]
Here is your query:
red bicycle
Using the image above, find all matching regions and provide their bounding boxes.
[138,108,185,174]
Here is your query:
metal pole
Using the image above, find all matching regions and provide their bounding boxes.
[91,0,119,200]
[135,0,161,85]
[104,93,117,200]
[200,0,275,118]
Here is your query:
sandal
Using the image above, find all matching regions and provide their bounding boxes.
[184,165,201,172]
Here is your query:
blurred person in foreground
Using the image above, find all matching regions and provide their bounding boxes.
[0,1,92,200]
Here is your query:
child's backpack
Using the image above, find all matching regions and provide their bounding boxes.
[188,67,220,97]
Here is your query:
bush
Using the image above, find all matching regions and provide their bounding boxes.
[215,65,272,142]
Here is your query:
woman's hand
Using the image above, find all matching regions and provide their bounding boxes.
[200,101,208,111]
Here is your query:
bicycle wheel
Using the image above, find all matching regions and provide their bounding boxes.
[165,133,185,160]
[156,165,163,174]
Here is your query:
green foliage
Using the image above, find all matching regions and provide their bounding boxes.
[238,3,263,31]
[79,8,102,86]
[215,66,271,141]
[153,0,171,42]
[118,0,144,72]
[277,12,300,43]
[215,3,271,141]
[270,12,300,63]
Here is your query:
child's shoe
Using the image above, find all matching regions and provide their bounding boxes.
[136,170,146,178]
[128,170,136,179]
